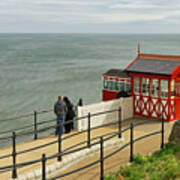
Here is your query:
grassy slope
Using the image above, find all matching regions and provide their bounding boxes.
[105,144,180,180]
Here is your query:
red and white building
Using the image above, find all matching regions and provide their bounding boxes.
[102,51,180,121]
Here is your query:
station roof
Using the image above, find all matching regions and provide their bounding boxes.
[124,54,180,76]
[103,69,130,78]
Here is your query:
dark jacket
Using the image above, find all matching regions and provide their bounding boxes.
[64,98,75,120]
[54,100,67,117]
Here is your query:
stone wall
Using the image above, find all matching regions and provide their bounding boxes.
[76,97,133,131]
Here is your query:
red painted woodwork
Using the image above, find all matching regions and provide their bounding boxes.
[131,73,177,121]
[102,90,118,101]
[134,94,170,121]
[171,64,180,78]
[175,79,180,119]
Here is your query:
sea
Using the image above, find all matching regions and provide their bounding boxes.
[1,33,180,136]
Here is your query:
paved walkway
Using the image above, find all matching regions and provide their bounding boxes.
[0,117,175,180]
[56,118,175,180]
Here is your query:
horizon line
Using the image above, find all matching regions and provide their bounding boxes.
[0,32,180,35]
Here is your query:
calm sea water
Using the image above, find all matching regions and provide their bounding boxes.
[1,33,180,132]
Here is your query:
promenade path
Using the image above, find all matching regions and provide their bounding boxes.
[0,117,175,180]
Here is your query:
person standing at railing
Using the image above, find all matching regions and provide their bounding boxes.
[63,96,75,133]
[54,96,67,135]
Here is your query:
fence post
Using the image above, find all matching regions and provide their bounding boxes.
[100,137,104,180]
[57,122,62,161]
[130,123,134,162]
[12,132,17,179]
[34,111,38,140]
[87,113,91,148]
[78,98,83,106]
[42,154,46,180]
[161,114,165,149]
[118,107,122,138]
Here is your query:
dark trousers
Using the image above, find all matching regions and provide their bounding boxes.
[64,119,73,133]
[56,115,65,135]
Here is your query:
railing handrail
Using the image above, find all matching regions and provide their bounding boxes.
[0,126,159,170]
[0,113,161,161]
[0,107,165,180]
[0,115,122,160]
[0,108,119,138]
[0,109,53,123]
[48,126,163,179]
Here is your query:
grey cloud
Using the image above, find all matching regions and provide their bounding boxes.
[0,0,180,33]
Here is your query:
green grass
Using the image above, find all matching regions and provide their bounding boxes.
[105,144,180,180]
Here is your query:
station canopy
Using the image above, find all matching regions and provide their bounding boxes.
[103,69,130,78]
[125,54,180,76]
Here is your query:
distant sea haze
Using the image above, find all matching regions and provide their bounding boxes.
[1,33,180,132]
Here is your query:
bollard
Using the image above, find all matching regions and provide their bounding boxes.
[58,122,62,161]
[118,107,122,138]
[87,113,91,148]
[100,137,104,180]
[34,111,38,140]
[130,123,134,162]
[78,98,83,106]
[42,154,46,180]
[161,115,165,149]
[12,132,17,179]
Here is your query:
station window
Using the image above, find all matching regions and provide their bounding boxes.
[142,78,149,95]
[104,79,131,92]
[151,79,159,97]
[125,82,131,94]
[111,81,116,91]
[171,80,175,98]
[134,77,140,94]
[107,81,112,90]
[160,80,168,98]
[115,82,119,91]
[104,80,108,89]
[105,80,117,91]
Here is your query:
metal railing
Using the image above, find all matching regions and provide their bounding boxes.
[0,108,121,175]
[0,107,165,180]
[46,117,164,180]
[0,109,53,140]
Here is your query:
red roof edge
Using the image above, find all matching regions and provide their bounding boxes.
[171,64,180,77]
[123,55,139,70]
[139,54,180,61]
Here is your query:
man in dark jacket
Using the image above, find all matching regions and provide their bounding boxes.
[54,96,67,135]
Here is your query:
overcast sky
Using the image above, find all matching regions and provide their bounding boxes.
[1,0,180,33]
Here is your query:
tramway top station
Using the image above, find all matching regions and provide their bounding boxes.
[102,47,180,121]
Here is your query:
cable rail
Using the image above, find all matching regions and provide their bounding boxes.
[0,109,53,123]
[0,113,120,160]
[0,106,119,142]
[0,108,119,139]
[0,107,165,180]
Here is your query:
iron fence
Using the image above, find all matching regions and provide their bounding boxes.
[0,107,165,180]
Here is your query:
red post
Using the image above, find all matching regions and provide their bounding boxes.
[168,79,171,121]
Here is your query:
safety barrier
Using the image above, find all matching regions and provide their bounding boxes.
[0,108,165,180]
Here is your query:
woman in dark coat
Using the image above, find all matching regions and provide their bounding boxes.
[63,96,75,133]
